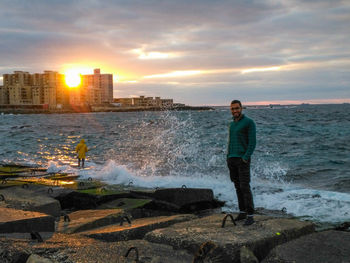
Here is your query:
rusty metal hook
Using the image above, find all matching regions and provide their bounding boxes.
[30,232,43,242]
[64,214,71,222]
[125,247,139,262]
[120,216,132,226]
[221,214,237,228]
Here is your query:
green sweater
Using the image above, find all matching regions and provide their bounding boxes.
[227,114,256,161]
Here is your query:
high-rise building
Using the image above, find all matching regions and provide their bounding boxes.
[4,71,32,105]
[0,85,7,104]
[1,71,67,108]
[1,68,113,108]
[80,69,113,104]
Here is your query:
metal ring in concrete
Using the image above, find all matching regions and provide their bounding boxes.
[125,247,139,262]
[64,214,71,222]
[221,214,237,228]
[30,232,43,242]
[120,216,132,226]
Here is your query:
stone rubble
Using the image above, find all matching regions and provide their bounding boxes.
[1,184,349,263]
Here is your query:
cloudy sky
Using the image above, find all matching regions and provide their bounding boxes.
[0,0,349,105]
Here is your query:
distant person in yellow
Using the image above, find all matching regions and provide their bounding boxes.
[75,139,88,168]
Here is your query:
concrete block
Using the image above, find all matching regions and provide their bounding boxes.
[26,254,53,263]
[83,214,196,242]
[263,230,350,263]
[0,186,61,217]
[56,209,124,234]
[0,207,55,234]
[154,188,214,207]
[144,213,315,262]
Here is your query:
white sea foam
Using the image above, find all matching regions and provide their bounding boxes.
[8,143,350,225]
[5,154,350,225]
[2,106,349,227]
[255,186,350,223]
[71,159,350,225]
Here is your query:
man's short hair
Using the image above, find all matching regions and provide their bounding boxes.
[231,100,242,107]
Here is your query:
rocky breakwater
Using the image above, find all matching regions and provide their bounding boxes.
[0,182,349,262]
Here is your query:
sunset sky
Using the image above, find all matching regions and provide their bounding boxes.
[0,0,349,105]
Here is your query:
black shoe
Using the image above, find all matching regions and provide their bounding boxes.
[243,217,254,226]
[235,213,247,221]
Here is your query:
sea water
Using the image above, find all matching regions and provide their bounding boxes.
[1,104,349,227]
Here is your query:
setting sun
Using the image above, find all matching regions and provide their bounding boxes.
[65,71,81,88]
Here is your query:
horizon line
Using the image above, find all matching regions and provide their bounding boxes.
[197,99,350,107]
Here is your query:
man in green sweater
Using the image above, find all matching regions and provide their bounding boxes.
[227,100,256,225]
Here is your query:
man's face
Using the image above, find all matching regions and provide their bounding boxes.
[230,103,242,118]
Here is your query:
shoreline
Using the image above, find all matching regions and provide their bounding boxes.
[0,163,347,231]
[0,180,349,262]
[0,105,214,114]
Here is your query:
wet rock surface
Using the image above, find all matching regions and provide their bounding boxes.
[56,209,125,234]
[153,188,214,207]
[262,230,350,263]
[0,207,55,234]
[1,181,349,262]
[240,246,259,263]
[0,186,61,217]
[0,234,193,263]
[144,213,315,262]
[82,214,196,241]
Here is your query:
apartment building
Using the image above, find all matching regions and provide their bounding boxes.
[113,98,133,106]
[3,71,31,105]
[69,68,113,105]
[1,71,68,108]
[0,85,6,104]
[160,99,173,107]
[114,96,174,107]
[0,68,113,108]
[81,69,113,104]
[69,84,101,106]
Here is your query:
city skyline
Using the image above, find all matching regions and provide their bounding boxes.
[0,0,350,106]
[0,69,113,107]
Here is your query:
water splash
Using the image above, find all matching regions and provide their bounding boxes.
[1,105,350,226]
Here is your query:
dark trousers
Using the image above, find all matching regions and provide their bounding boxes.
[78,158,85,167]
[227,157,254,215]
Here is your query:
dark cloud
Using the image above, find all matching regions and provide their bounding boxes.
[1,0,350,104]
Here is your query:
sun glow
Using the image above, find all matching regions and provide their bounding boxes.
[241,66,281,74]
[131,48,176,60]
[64,70,81,88]
[144,70,202,79]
